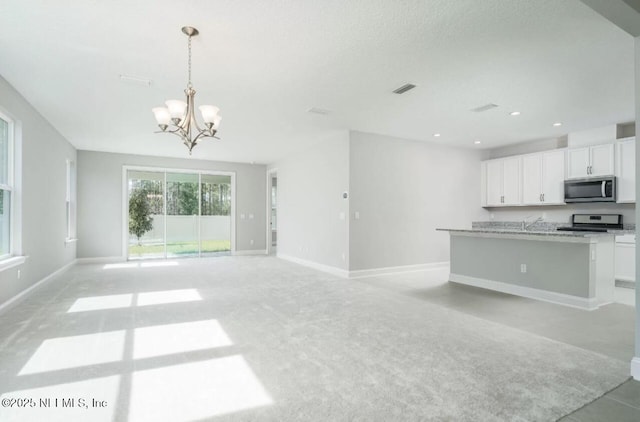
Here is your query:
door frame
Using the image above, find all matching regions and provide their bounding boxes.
[265,168,278,255]
[122,165,236,260]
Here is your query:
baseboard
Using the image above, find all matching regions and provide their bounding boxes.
[0,259,77,314]
[449,273,600,311]
[349,261,449,279]
[632,357,640,380]
[232,249,268,256]
[277,254,349,278]
[76,256,126,264]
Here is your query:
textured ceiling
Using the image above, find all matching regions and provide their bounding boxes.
[0,0,634,163]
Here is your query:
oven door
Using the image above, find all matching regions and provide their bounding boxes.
[564,177,616,203]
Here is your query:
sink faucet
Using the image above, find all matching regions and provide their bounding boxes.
[522,216,544,231]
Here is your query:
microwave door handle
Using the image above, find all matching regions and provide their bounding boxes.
[602,181,606,197]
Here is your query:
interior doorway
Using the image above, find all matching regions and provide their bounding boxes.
[267,169,277,255]
[125,167,235,260]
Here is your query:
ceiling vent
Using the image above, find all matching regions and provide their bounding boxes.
[471,103,499,112]
[392,83,416,94]
[307,107,331,115]
[119,74,152,86]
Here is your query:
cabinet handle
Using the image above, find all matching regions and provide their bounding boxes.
[542,193,545,202]
[539,194,542,202]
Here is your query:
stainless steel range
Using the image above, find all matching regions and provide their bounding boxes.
[556,214,623,232]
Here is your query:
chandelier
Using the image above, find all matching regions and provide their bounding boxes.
[152,26,221,154]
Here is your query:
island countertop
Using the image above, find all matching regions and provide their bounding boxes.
[436,227,627,239]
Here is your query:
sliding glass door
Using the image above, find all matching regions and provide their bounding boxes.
[200,174,232,256]
[126,168,233,260]
[127,171,165,259]
[166,172,199,258]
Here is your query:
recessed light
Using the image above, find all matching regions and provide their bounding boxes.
[509,111,521,116]
[433,133,441,137]
[553,122,562,127]
[474,140,481,145]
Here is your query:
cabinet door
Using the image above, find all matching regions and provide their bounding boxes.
[502,156,521,205]
[616,140,635,203]
[590,144,614,177]
[567,147,589,179]
[541,150,566,204]
[615,242,636,282]
[486,160,503,206]
[521,154,542,205]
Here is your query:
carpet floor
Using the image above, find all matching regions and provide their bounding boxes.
[0,256,631,421]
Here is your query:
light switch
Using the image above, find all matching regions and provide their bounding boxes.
[249,214,254,219]
[240,213,246,219]
[354,211,360,220]
[339,212,345,220]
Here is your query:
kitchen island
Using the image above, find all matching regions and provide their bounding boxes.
[438,227,618,310]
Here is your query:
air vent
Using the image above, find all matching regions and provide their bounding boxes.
[471,103,499,112]
[119,74,152,86]
[392,83,416,94]
[307,107,331,115]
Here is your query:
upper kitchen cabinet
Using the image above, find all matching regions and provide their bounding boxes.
[485,156,521,206]
[566,143,614,179]
[522,150,565,205]
[616,137,635,203]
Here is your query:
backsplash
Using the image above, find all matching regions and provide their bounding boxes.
[485,203,636,224]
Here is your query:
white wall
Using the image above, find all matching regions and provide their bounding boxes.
[348,131,489,271]
[274,131,350,270]
[0,75,76,306]
[77,151,266,258]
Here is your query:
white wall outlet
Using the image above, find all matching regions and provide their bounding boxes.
[520,264,527,273]
[342,253,346,261]
[339,212,345,220]
[250,239,254,245]
[354,211,360,220]
[490,213,495,220]
[17,270,21,279]
[542,212,547,219]
[249,213,254,219]
[240,213,246,219]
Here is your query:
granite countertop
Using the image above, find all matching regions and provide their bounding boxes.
[437,221,635,238]
[436,227,618,238]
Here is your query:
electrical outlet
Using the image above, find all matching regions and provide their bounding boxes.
[542,212,547,219]
[354,211,360,220]
[250,239,254,245]
[240,213,246,219]
[17,270,21,279]
[520,264,527,273]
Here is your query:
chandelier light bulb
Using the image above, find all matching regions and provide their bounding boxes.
[152,107,171,126]
[199,105,220,123]
[165,100,188,120]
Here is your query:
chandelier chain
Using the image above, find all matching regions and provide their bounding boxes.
[187,35,192,89]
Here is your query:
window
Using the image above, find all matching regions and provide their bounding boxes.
[0,112,14,259]
[66,159,77,241]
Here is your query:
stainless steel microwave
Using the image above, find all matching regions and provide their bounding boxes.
[564,177,616,203]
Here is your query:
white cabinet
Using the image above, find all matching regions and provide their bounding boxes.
[522,150,565,205]
[615,234,635,283]
[485,156,521,206]
[616,138,635,203]
[567,144,614,179]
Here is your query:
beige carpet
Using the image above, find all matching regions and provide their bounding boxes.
[0,256,630,421]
